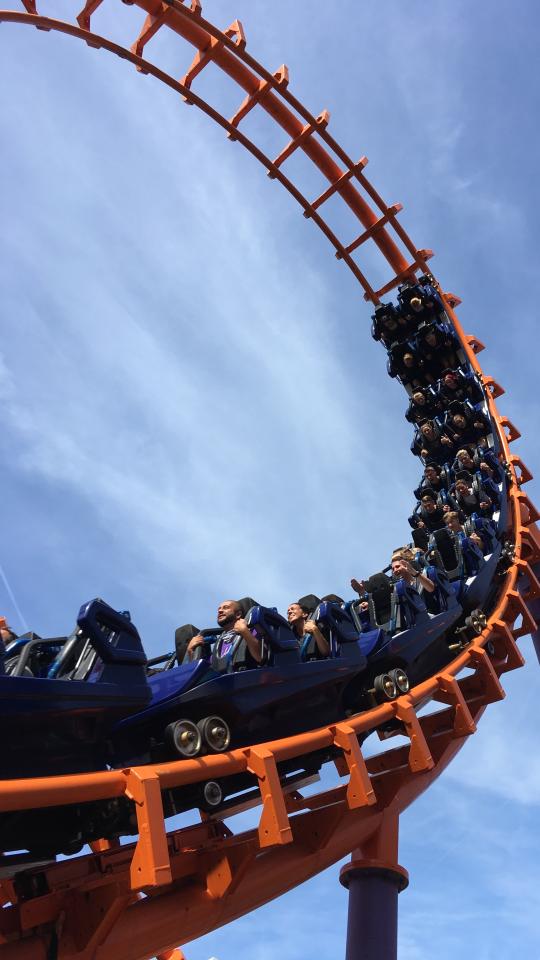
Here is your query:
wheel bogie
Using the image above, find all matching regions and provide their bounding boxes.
[467,608,487,635]
[388,667,410,695]
[373,672,397,702]
[197,715,231,753]
[165,719,202,758]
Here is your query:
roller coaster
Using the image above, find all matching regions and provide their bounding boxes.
[0,3,538,959]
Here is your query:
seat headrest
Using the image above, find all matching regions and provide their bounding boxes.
[297,594,321,614]
[365,573,393,625]
[412,527,429,550]
[236,597,259,617]
[431,529,459,568]
[320,593,344,604]
[175,623,200,642]
[365,573,392,592]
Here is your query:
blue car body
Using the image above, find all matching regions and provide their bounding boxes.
[0,599,151,779]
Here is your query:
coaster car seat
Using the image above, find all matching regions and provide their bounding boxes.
[464,515,497,554]
[209,600,300,672]
[447,473,496,518]
[371,303,409,348]
[427,528,464,581]
[399,278,443,309]
[364,573,393,631]
[297,594,321,613]
[245,605,299,666]
[475,446,503,483]
[408,495,447,533]
[5,632,65,678]
[300,601,359,660]
[412,526,430,551]
[428,528,484,583]
[393,579,429,629]
[387,342,425,388]
[405,386,441,425]
[174,623,213,665]
[356,572,427,635]
[49,599,148,685]
[420,563,456,613]
[437,366,484,406]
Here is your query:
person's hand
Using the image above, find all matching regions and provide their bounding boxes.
[234,617,249,635]
[350,577,365,595]
[417,520,426,528]
[470,532,483,547]
[187,634,205,659]
[359,601,369,613]
[303,620,317,635]
[421,448,429,458]
[442,504,450,512]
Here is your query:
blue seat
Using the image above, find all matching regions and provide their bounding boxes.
[305,601,359,658]
[464,515,498,554]
[353,572,428,635]
[421,563,458,613]
[53,599,147,685]
[428,528,484,581]
[245,605,299,664]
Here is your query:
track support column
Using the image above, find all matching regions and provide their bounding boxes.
[339,813,408,960]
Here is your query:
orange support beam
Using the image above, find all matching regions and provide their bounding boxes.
[482,375,505,399]
[392,700,434,773]
[228,65,289,139]
[125,769,172,888]
[499,415,521,443]
[465,333,486,353]
[76,0,105,30]
[509,454,533,486]
[504,590,539,640]
[336,203,403,259]
[180,19,246,92]
[332,722,377,809]
[268,110,330,177]
[371,250,434,302]
[245,747,293,847]
[304,157,368,217]
[434,674,476,737]
[468,647,505,703]
[490,619,526,673]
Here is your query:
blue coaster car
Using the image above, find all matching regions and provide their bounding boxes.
[0,599,151,779]
[346,570,462,686]
[427,527,502,613]
[0,595,470,856]
[111,586,467,774]
[110,603,372,767]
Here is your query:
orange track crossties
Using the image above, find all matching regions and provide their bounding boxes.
[0,4,538,960]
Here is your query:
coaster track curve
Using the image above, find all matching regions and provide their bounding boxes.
[0,4,538,960]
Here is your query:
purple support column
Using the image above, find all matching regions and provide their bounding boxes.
[340,859,409,960]
[528,597,540,664]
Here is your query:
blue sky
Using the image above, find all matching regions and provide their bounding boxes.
[1,0,540,957]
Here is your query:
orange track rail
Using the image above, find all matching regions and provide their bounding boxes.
[0,4,539,960]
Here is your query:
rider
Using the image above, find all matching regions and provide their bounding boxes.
[287,601,330,657]
[187,600,263,665]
